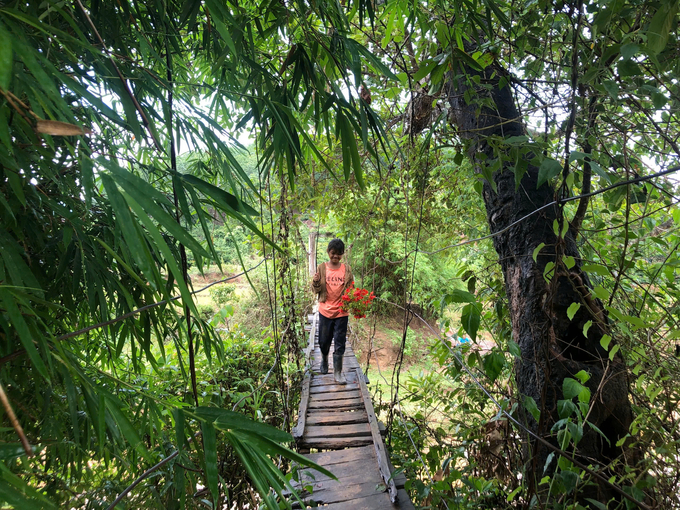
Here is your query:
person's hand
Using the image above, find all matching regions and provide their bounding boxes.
[313,272,320,283]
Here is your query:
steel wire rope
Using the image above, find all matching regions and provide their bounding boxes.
[374,165,680,266]
[361,315,453,510]
[378,297,653,510]
[388,145,429,442]
[0,259,270,369]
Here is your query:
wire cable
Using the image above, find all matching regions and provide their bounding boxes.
[378,297,652,510]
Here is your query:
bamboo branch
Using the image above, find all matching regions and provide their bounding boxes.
[0,383,33,457]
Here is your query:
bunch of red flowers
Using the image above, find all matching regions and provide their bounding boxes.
[340,286,376,319]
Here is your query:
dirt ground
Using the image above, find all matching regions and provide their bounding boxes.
[350,315,441,371]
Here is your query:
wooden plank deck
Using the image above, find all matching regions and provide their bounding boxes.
[292,312,415,509]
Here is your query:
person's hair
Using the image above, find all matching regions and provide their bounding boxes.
[327,238,345,255]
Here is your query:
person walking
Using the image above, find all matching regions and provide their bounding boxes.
[311,238,354,384]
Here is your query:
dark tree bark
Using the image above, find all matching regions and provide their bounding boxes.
[446,62,634,497]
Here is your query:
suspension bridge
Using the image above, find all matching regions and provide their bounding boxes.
[290,312,415,509]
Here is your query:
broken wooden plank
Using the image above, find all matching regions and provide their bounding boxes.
[302,423,371,438]
[355,367,398,504]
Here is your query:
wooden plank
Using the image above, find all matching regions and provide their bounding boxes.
[308,398,364,409]
[316,492,395,510]
[298,436,373,449]
[307,389,361,401]
[298,479,391,506]
[309,382,359,393]
[310,373,358,386]
[355,367,398,504]
[396,488,416,510]
[303,444,375,465]
[302,423,371,438]
[305,410,367,425]
[292,313,317,441]
[292,370,311,440]
[296,458,382,484]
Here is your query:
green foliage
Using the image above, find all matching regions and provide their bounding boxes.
[3,0,680,507]
[209,284,237,309]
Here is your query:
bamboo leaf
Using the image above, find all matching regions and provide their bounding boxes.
[122,192,198,317]
[190,407,291,443]
[180,174,258,217]
[0,26,12,90]
[201,421,220,505]
[0,288,49,381]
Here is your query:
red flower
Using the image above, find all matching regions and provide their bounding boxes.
[341,286,376,320]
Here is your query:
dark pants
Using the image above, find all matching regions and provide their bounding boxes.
[318,314,348,356]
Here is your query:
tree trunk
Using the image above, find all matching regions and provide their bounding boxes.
[446,62,634,496]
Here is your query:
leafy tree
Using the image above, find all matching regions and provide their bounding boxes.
[2,0,680,508]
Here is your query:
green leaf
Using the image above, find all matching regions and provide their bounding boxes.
[123,192,198,317]
[0,27,12,90]
[0,445,28,462]
[202,421,220,505]
[105,397,152,462]
[537,158,562,188]
[574,370,590,384]
[582,264,609,276]
[523,395,540,422]
[582,320,593,338]
[563,378,590,403]
[104,167,210,259]
[585,498,609,510]
[600,334,612,351]
[652,92,668,109]
[567,302,581,321]
[588,161,611,182]
[592,285,609,300]
[181,174,258,217]
[100,174,157,281]
[349,38,399,81]
[191,407,291,443]
[0,465,56,509]
[0,289,49,381]
[620,43,640,60]
[412,60,438,81]
[461,303,481,341]
[482,351,505,382]
[568,151,587,162]
[617,59,641,77]
[647,0,679,54]
[608,344,620,360]
[532,242,545,262]
[557,399,577,419]
[443,289,476,304]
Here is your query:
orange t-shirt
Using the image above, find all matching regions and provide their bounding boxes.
[318,263,349,319]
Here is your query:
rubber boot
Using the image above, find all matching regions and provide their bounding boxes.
[320,354,329,375]
[333,353,347,384]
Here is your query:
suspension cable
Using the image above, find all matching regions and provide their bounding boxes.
[378,297,652,510]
